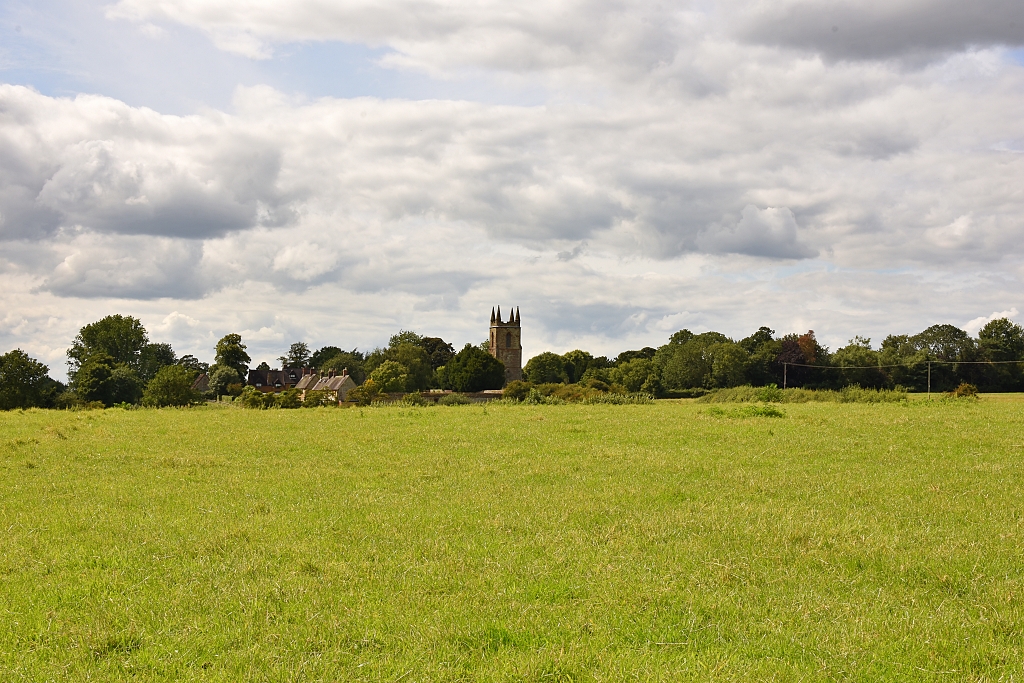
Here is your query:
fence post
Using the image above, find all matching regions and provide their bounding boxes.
[927,361,931,398]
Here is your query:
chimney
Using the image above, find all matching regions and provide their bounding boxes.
[342,368,348,377]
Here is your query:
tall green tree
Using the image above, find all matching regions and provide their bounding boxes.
[610,357,658,392]
[561,349,610,384]
[208,366,242,397]
[68,315,148,377]
[176,355,209,375]
[910,324,979,390]
[709,343,749,388]
[832,337,885,388]
[73,353,143,406]
[655,332,735,390]
[320,352,366,384]
[421,337,455,370]
[139,342,176,382]
[978,318,1024,391]
[368,360,409,393]
[614,347,656,365]
[214,334,251,380]
[443,345,505,392]
[278,342,311,368]
[389,330,424,348]
[740,327,781,386]
[0,349,58,410]
[523,352,569,384]
[389,343,433,391]
[310,346,344,369]
[142,365,201,407]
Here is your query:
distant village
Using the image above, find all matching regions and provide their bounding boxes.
[2,305,1024,411]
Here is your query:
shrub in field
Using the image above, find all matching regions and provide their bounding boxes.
[275,389,302,409]
[403,392,430,406]
[757,384,785,402]
[532,383,566,397]
[142,365,201,407]
[347,382,381,406]
[302,390,336,407]
[699,385,908,404]
[550,384,604,402]
[946,382,979,399]
[705,405,785,418]
[438,392,472,406]
[581,393,654,404]
[503,380,533,401]
[523,389,565,405]
[208,366,242,397]
[238,386,275,409]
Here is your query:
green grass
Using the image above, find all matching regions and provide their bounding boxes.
[2,399,1024,681]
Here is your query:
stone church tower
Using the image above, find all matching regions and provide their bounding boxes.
[489,306,522,384]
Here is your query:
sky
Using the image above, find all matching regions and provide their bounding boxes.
[1,0,1024,378]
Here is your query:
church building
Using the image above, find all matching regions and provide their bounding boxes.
[489,306,522,384]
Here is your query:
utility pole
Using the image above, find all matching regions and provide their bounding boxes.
[927,361,931,398]
[783,363,787,389]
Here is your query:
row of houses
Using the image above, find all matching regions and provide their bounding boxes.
[192,367,357,403]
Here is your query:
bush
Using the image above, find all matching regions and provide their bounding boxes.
[142,365,201,407]
[208,366,242,397]
[661,388,709,399]
[438,392,472,406]
[705,405,786,418]
[347,382,381,406]
[947,382,979,399]
[580,393,654,405]
[302,390,336,407]
[403,392,429,406]
[550,384,604,402]
[238,386,274,409]
[533,383,565,397]
[275,389,302,408]
[699,385,908,404]
[503,380,533,401]
[523,389,564,405]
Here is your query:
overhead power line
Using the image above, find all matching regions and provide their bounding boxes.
[780,358,1024,395]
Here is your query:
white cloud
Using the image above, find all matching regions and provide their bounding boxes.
[107,0,692,78]
[3,1,1024,372]
[697,206,815,259]
[965,308,1020,335]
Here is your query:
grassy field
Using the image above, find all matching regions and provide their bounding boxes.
[2,398,1024,681]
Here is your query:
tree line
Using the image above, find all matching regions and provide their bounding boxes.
[517,319,1024,397]
[2,314,1023,410]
